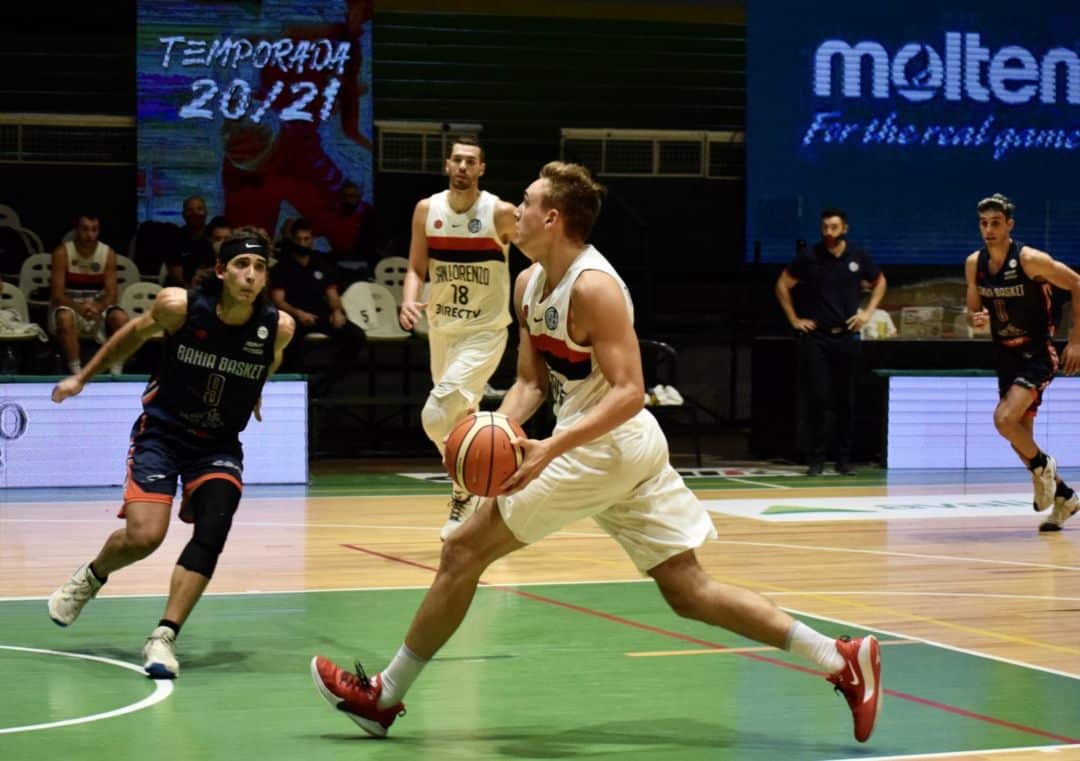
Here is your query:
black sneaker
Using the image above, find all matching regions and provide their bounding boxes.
[836,462,857,476]
[806,463,825,476]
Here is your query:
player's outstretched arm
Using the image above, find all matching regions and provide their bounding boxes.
[51,287,188,403]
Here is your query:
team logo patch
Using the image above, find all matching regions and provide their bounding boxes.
[314,270,324,280]
[849,261,860,272]
[434,220,443,230]
[194,329,208,341]
[544,306,559,330]
[256,326,269,340]
[1009,259,1017,268]
[468,218,482,233]
[90,262,101,272]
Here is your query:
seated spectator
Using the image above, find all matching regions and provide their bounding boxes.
[269,218,364,391]
[164,196,215,288]
[132,219,182,280]
[49,213,129,374]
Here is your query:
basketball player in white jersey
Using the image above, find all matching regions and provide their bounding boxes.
[49,213,129,375]
[312,162,883,744]
[398,137,517,539]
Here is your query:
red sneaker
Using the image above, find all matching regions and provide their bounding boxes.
[310,656,405,738]
[827,635,882,742]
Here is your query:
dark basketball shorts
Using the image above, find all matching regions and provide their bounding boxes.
[121,414,244,521]
[994,342,1058,416]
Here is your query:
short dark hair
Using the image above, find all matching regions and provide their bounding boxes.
[820,208,848,223]
[977,193,1015,220]
[538,161,607,242]
[448,135,484,161]
[74,211,100,225]
[290,217,313,237]
[207,215,231,233]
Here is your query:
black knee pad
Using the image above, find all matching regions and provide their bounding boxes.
[177,479,241,579]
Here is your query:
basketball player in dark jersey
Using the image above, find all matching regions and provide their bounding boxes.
[965,194,1080,531]
[47,228,295,678]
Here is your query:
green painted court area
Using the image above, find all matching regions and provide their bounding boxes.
[1,582,1076,760]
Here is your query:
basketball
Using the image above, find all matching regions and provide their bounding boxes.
[444,412,526,497]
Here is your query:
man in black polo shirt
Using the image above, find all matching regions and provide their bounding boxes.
[775,208,887,475]
[269,218,364,387]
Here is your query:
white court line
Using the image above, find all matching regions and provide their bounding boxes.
[0,517,605,539]
[0,645,173,734]
[779,603,1080,681]
[768,591,1080,603]
[820,742,1080,760]
[0,576,653,603]
[715,477,790,490]
[711,539,1080,573]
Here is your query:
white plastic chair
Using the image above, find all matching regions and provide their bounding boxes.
[0,204,21,227]
[118,281,161,318]
[0,281,30,322]
[16,227,43,253]
[18,252,53,307]
[341,281,410,339]
[114,254,140,295]
[373,256,409,305]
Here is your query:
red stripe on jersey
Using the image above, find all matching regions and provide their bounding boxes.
[66,272,105,286]
[425,236,504,252]
[529,332,590,363]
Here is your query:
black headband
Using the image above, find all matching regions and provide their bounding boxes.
[218,236,270,264]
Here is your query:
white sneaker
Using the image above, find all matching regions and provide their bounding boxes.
[662,385,684,405]
[143,626,179,679]
[47,562,103,627]
[1031,456,1057,512]
[440,493,478,541]
[483,383,507,400]
[109,362,123,376]
[1040,491,1079,533]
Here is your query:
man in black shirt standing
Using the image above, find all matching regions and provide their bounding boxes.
[775,208,887,475]
[965,193,1080,532]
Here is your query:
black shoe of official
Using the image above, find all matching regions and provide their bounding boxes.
[806,463,825,476]
[836,462,857,476]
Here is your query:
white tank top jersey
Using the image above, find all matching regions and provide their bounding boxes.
[521,246,634,426]
[62,240,110,301]
[424,189,511,335]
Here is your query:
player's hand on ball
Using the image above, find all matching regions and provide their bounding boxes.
[499,436,553,494]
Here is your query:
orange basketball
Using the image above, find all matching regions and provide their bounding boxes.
[444,412,526,497]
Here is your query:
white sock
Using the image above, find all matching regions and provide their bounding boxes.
[785,621,845,673]
[377,644,427,708]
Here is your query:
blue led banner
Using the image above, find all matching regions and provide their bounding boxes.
[137,0,373,257]
[747,1,1080,264]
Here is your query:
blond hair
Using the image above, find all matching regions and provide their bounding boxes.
[538,161,606,242]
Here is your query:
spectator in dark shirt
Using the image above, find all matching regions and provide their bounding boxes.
[774,208,887,475]
[269,218,364,388]
[165,196,215,288]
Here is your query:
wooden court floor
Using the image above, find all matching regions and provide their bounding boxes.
[2,466,1080,760]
